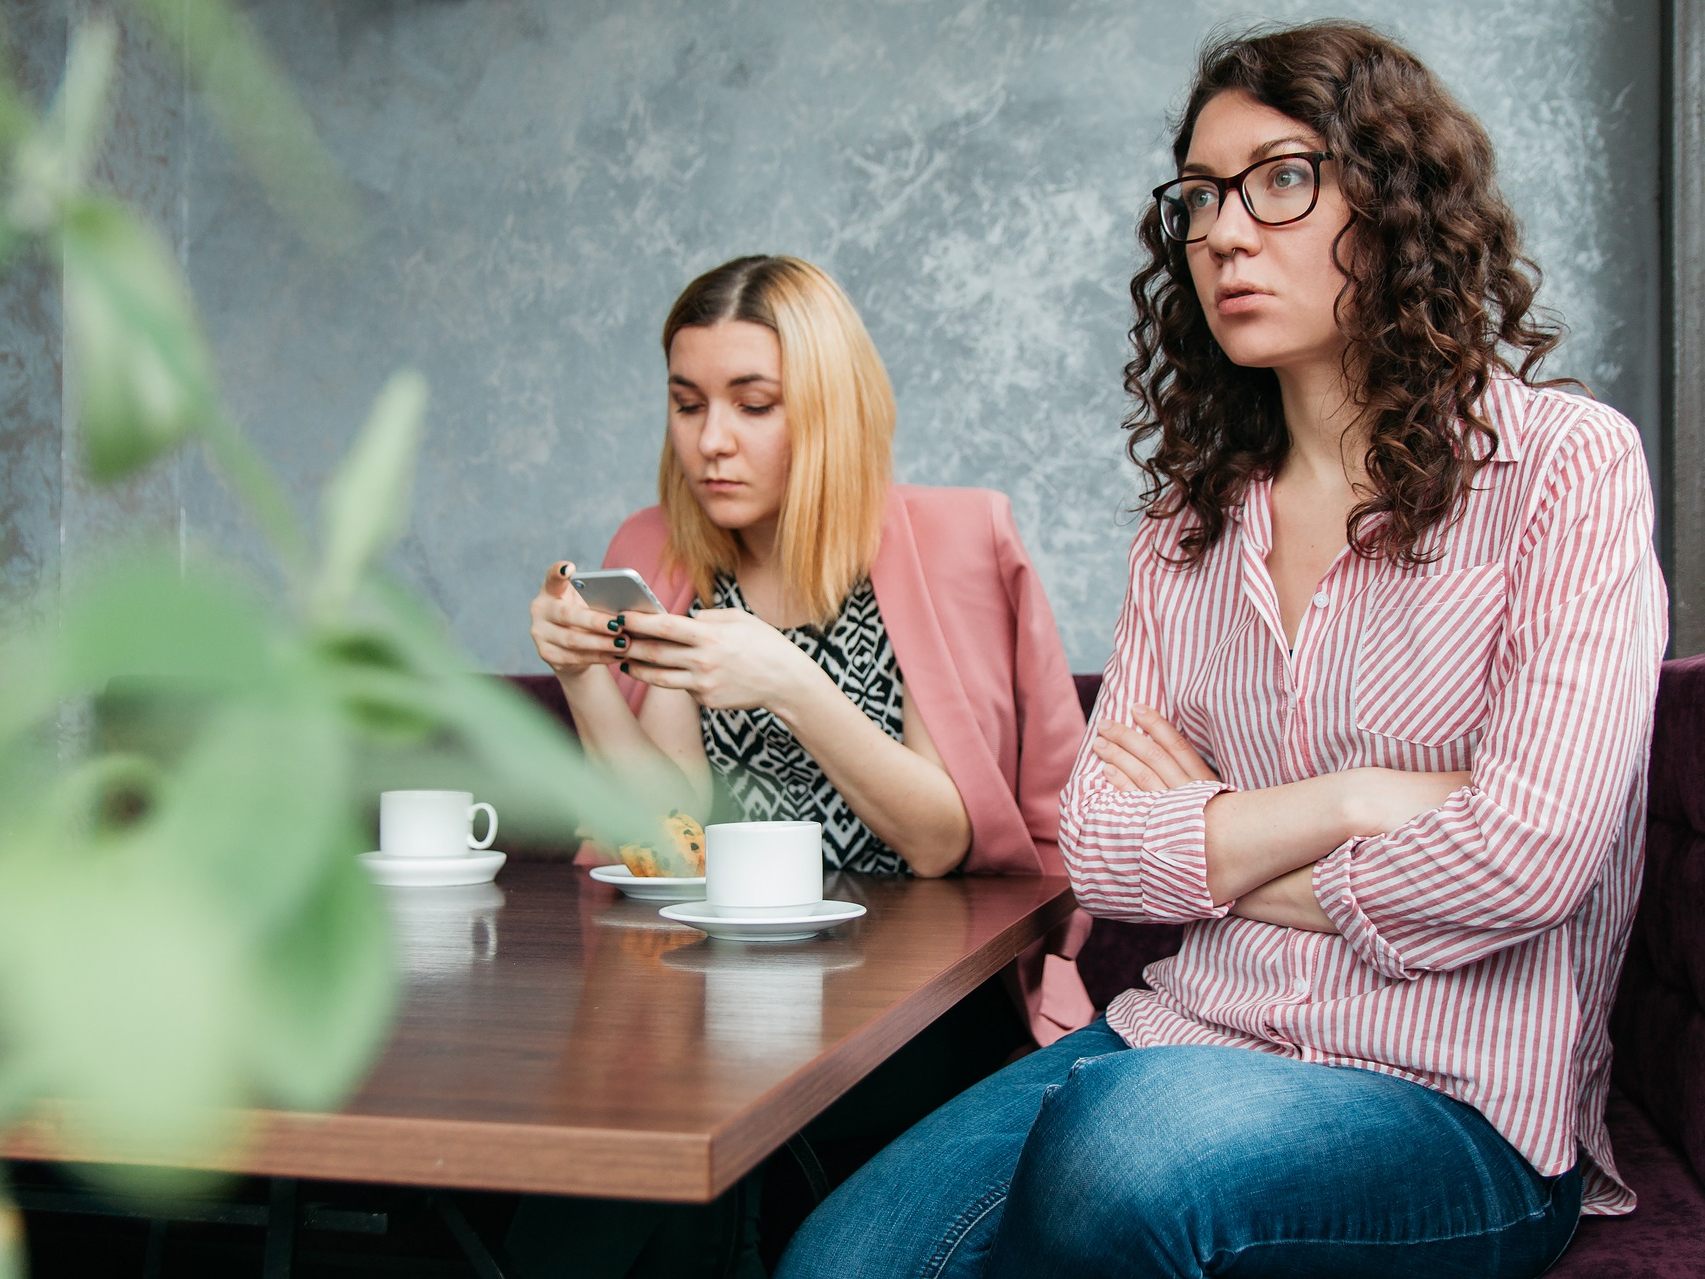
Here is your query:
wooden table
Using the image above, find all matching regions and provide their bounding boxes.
[5,862,1078,1205]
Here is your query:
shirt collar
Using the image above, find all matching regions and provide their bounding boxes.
[1466,375,1525,464]
[1230,474,1273,552]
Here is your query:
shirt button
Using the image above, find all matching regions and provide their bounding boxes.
[1292,976,1309,996]
[1311,591,1330,609]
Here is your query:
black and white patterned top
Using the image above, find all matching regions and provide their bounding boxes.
[694,574,908,875]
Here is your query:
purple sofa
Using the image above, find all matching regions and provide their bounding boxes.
[1072,656,1705,1275]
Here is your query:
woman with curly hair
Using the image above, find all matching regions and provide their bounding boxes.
[778,20,1665,1279]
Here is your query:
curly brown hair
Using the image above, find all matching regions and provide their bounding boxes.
[1126,20,1569,564]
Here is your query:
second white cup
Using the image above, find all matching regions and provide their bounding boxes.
[704,820,823,917]
[380,789,498,859]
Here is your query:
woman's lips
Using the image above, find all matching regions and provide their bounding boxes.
[1215,288,1271,316]
[700,479,744,494]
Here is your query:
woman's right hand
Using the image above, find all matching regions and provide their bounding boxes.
[528,561,626,681]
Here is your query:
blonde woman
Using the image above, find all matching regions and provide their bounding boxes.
[529,254,1091,1032]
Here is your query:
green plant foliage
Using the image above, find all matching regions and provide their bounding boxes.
[0,854,253,1162]
[0,73,30,149]
[4,19,113,235]
[331,581,670,851]
[0,548,398,1150]
[315,370,428,619]
[240,848,396,1113]
[132,0,361,253]
[0,0,657,1250]
[61,198,219,480]
[45,18,114,205]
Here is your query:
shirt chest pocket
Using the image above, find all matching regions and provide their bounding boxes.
[1352,562,1509,746]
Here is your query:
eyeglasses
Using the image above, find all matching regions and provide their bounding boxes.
[1152,151,1333,244]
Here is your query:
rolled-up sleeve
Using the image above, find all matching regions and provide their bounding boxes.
[1059,529,1233,924]
[1314,417,1667,980]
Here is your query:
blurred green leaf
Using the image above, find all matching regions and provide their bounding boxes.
[0,60,36,149]
[61,200,217,480]
[117,694,351,934]
[3,18,112,235]
[310,629,441,744]
[0,7,425,1248]
[0,6,652,1245]
[310,581,667,852]
[0,730,57,875]
[132,0,361,254]
[429,674,661,850]
[0,550,274,746]
[53,18,115,201]
[314,371,427,619]
[242,849,396,1111]
[41,751,163,845]
[352,583,665,850]
[0,857,249,1163]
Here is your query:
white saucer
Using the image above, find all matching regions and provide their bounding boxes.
[358,850,506,888]
[657,899,866,942]
[589,864,707,902]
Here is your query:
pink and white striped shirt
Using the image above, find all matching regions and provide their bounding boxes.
[1060,377,1667,1214]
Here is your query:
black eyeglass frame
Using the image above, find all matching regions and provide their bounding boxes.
[1151,151,1334,244]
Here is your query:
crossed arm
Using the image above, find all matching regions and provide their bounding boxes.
[1089,708,1469,934]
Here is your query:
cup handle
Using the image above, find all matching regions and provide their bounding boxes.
[468,802,498,850]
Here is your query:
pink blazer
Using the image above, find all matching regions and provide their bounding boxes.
[602,485,1096,1045]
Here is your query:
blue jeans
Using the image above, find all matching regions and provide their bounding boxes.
[776,1018,1582,1278]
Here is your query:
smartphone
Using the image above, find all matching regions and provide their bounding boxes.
[569,567,668,615]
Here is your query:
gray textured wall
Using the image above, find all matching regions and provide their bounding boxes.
[0,4,66,628]
[4,0,1662,674]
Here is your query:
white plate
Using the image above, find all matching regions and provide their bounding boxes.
[358,850,506,888]
[657,899,866,942]
[589,864,707,902]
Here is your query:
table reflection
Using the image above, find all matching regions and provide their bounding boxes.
[381,882,505,983]
[662,939,865,1057]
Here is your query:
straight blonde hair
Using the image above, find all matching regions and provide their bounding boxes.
[658,256,895,625]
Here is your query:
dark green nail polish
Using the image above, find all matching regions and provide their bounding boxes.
[606,619,620,632]
[614,636,627,649]
[620,661,630,674]
[614,614,626,627]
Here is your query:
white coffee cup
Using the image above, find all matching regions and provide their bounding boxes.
[380,789,498,859]
[704,820,823,917]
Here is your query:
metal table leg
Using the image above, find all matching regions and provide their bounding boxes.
[262,1178,297,1279]
[433,1193,508,1279]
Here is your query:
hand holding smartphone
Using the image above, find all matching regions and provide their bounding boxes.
[533,563,672,683]
[565,567,667,615]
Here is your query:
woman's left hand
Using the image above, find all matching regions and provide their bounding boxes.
[614,608,816,712]
[1092,705,1219,792]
